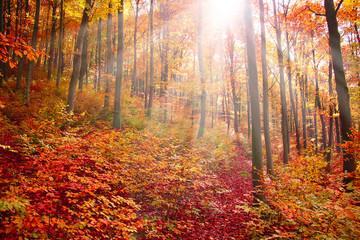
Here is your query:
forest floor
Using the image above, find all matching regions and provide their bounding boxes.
[1,79,360,239]
[0,79,256,239]
[0,125,254,239]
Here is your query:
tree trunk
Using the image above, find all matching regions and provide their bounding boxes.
[132,0,139,96]
[259,0,273,175]
[56,0,64,89]
[43,4,51,72]
[326,60,334,169]
[287,31,300,152]
[244,0,265,203]
[113,0,124,129]
[79,29,88,91]
[227,29,239,133]
[147,0,154,118]
[144,32,149,109]
[24,0,41,105]
[16,0,29,90]
[301,73,308,149]
[247,84,251,139]
[197,0,206,138]
[47,2,58,81]
[160,0,169,122]
[273,0,290,164]
[96,18,102,91]
[325,0,356,182]
[104,4,113,108]
[314,66,327,152]
[66,0,91,113]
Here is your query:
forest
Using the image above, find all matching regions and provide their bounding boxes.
[0,0,359,239]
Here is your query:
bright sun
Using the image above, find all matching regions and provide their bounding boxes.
[209,0,243,28]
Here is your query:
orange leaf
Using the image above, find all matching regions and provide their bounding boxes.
[345,209,355,219]
[9,60,15,68]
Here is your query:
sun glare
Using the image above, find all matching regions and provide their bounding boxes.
[209,0,242,27]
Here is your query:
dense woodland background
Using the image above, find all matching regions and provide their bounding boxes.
[0,0,359,239]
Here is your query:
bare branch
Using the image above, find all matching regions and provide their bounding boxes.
[307,6,326,17]
[335,0,344,16]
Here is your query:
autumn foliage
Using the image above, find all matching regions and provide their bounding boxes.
[0,0,359,238]
[0,81,255,239]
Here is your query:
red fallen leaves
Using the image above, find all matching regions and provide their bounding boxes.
[134,139,253,239]
[0,128,254,239]
[0,137,142,239]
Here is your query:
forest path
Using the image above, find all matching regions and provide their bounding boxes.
[141,138,254,239]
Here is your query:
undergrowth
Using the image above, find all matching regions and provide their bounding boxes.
[0,79,253,239]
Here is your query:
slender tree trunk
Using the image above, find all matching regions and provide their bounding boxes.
[16,57,25,89]
[132,0,139,96]
[79,29,88,90]
[326,60,334,170]
[314,105,318,153]
[144,32,149,108]
[66,0,91,113]
[314,67,327,152]
[325,0,356,183]
[147,0,154,118]
[354,23,360,45]
[43,4,51,71]
[56,0,64,89]
[227,29,239,133]
[113,0,124,129]
[301,73,308,149]
[259,0,273,175]
[244,0,265,203]
[160,0,169,122]
[287,32,300,152]
[24,0,41,105]
[273,0,290,164]
[104,4,113,108]
[247,81,251,139]
[97,18,102,91]
[197,0,206,138]
[47,2,58,81]
[16,0,29,90]
[226,85,231,131]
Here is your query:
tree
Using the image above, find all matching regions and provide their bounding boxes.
[79,29,88,90]
[66,0,91,113]
[132,0,140,96]
[147,0,154,118]
[104,2,113,108]
[24,0,41,105]
[284,3,301,152]
[15,0,30,90]
[47,1,58,81]
[159,0,170,122]
[56,0,64,89]
[226,29,239,133]
[259,0,273,175]
[96,18,102,91]
[326,60,334,170]
[272,0,290,164]
[244,0,265,203]
[324,0,356,183]
[113,0,124,129]
[197,0,206,138]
